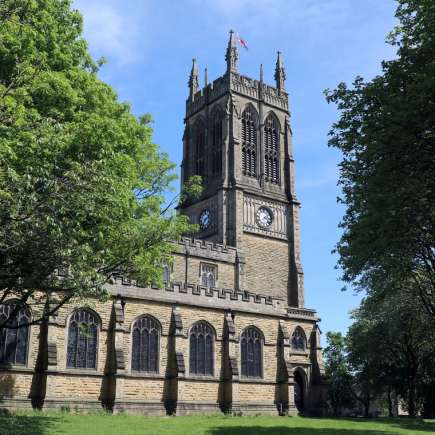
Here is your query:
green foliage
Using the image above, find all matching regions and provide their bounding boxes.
[0,0,197,322]
[325,0,435,417]
[325,0,435,316]
[323,332,354,416]
[347,284,435,417]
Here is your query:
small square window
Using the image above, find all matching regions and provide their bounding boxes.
[200,263,217,288]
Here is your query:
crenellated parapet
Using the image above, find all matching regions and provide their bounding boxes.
[231,74,288,111]
[107,276,317,321]
[186,72,288,118]
[177,237,238,263]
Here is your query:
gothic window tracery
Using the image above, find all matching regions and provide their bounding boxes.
[189,321,214,376]
[67,309,99,369]
[291,326,307,351]
[200,263,216,288]
[194,119,206,177]
[241,326,263,378]
[241,106,257,177]
[264,114,280,184]
[211,109,223,177]
[0,303,31,366]
[132,315,160,373]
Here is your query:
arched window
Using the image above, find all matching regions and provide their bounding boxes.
[67,309,99,369]
[194,119,206,177]
[292,326,307,351]
[264,114,280,184]
[241,326,263,378]
[0,303,31,365]
[162,263,170,286]
[241,106,257,177]
[211,109,223,177]
[132,315,160,373]
[189,321,214,376]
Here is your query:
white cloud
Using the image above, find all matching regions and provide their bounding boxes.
[73,0,147,65]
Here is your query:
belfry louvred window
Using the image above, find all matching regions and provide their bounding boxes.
[189,321,214,376]
[264,115,279,184]
[211,109,223,177]
[132,315,160,373]
[241,106,257,177]
[0,303,31,366]
[241,326,263,378]
[194,119,206,177]
[67,309,99,369]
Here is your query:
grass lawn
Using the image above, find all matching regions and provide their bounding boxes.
[0,412,433,435]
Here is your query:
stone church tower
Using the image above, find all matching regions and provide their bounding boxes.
[180,30,304,307]
[0,32,325,416]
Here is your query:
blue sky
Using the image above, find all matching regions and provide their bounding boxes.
[73,0,398,340]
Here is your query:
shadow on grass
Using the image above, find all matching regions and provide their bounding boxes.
[207,427,397,435]
[0,411,61,435]
[340,417,435,433]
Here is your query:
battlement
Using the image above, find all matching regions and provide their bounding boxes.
[176,237,238,263]
[109,277,284,315]
[186,72,288,117]
[108,276,317,321]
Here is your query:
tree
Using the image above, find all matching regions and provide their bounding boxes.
[325,0,435,316]
[0,0,199,328]
[323,332,354,416]
[347,305,400,418]
[346,317,380,418]
[347,284,435,417]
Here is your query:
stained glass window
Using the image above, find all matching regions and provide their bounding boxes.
[189,322,214,376]
[67,309,99,369]
[0,303,31,365]
[132,315,160,373]
[241,326,263,378]
[291,326,307,350]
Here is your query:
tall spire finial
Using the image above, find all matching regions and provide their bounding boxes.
[188,58,199,100]
[274,51,286,93]
[225,29,238,74]
[260,64,264,83]
[204,67,208,87]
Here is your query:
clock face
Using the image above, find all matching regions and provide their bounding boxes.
[256,207,273,228]
[199,209,211,230]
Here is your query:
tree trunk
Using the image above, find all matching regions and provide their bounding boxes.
[333,401,339,417]
[387,387,393,418]
[407,373,418,417]
[364,399,370,418]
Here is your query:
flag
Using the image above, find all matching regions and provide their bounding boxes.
[237,35,248,50]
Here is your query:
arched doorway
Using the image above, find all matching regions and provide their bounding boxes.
[294,371,304,413]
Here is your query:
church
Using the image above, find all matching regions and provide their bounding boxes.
[0,32,325,415]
